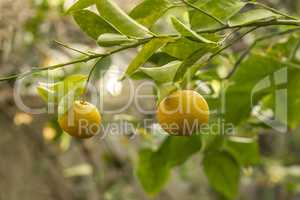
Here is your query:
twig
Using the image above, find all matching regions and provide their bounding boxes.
[247,1,299,20]
[219,28,242,45]
[181,0,225,25]
[226,27,300,79]
[197,19,300,34]
[1,17,300,82]
[226,43,256,79]
[0,38,151,82]
[209,26,260,60]
[54,40,91,56]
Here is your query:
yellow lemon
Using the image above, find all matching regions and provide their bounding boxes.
[156,90,209,136]
[58,101,102,139]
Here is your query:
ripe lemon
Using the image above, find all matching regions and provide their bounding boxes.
[58,101,102,139]
[156,90,209,136]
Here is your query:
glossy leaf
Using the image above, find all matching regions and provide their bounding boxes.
[173,47,211,82]
[123,37,172,78]
[228,9,280,27]
[73,10,117,39]
[96,0,152,38]
[66,0,94,14]
[203,151,240,199]
[171,17,215,44]
[162,38,203,60]
[129,0,172,27]
[140,61,181,83]
[190,0,246,30]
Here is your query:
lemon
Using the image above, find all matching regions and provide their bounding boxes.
[58,101,102,139]
[156,90,209,136]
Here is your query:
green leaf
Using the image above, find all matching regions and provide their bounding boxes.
[259,35,300,129]
[96,0,152,38]
[97,33,137,47]
[37,75,87,116]
[190,0,246,30]
[171,17,215,44]
[173,47,211,82]
[66,0,94,14]
[224,137,260,166]
[140,61,181,83]
[129,0,172,28]
[123,37,172,78]
[149,52,177,66]
[136,149,170,195]
[136,135,202,195]
[224,54,285,125]
[57,75,87,117]
[37,83,59,103]
[228,9,280,27]
[203,151,240,199]
[162,38,204,60]
[160,136,202,167]
[156,83,177,103]
[93,57,112,79]
[73,10,117,39]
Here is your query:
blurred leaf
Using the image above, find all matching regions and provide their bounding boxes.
[190,0,245,30]
[140,61,181,84]
[37,75,87,117]
[224,54,285,125]
[73,10,117,39]
[156,82,177,103]
[129,0,172,27]
[136,135,202,195]
[93,57,112,79]
[123,37,172,78]
[201,134,224,152]
[37,74,87,104]
[224,137,260,166]
[171,17,215,44]
[97,33,137,47]
[66,0,94,14]
[160,135,202,167]
[228,9,280,27]
[203,151,240,199]
[96,0,152,38]
[136,149,170,195]
[37,84,58,103]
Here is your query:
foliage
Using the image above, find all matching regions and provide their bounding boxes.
[2,0,300,199]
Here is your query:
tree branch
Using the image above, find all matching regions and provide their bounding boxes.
[181,0,225,25]
[0,38,151,82]
[226,27,300,79]
[247,1,299,20]
[1,16,300,82]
